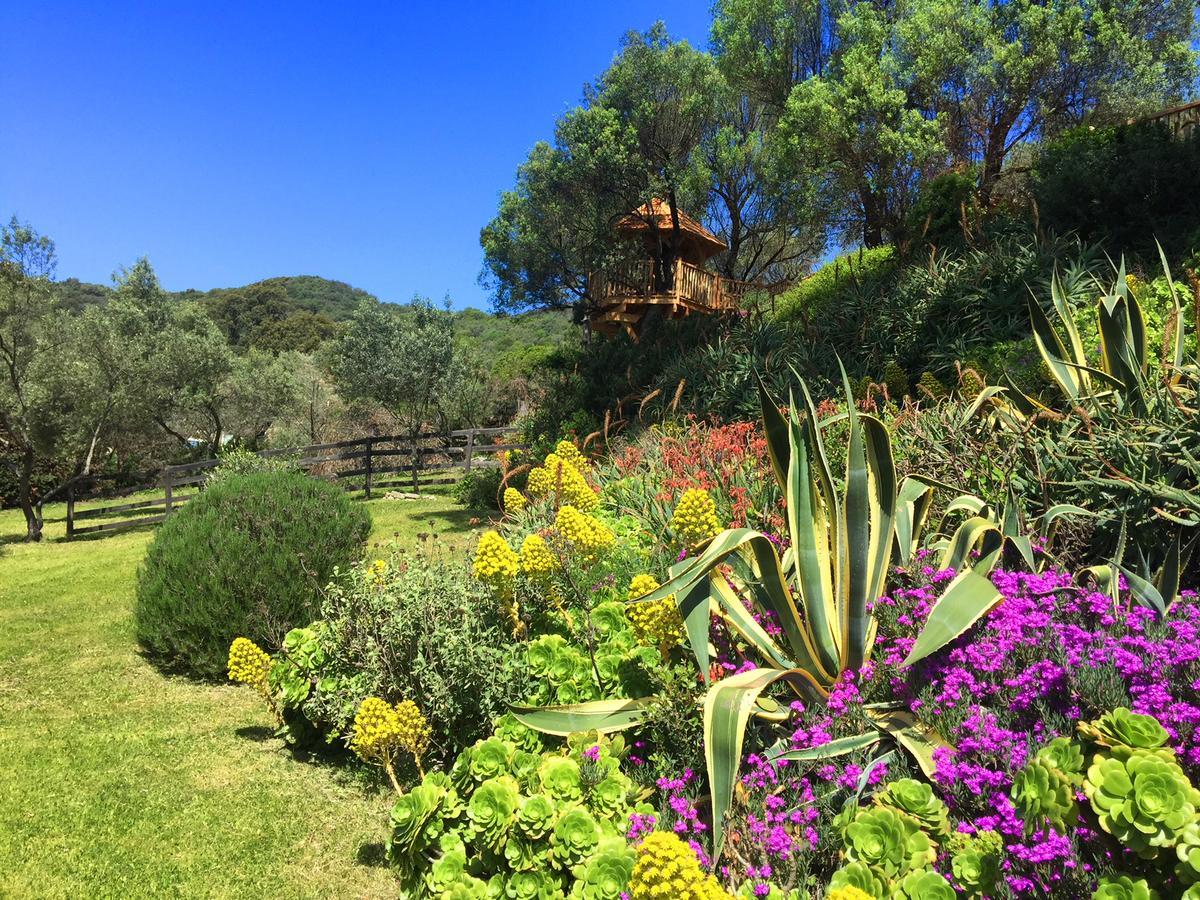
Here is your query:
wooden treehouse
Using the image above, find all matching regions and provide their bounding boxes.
[587,199,758,339]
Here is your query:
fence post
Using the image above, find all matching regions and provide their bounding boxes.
[164,469,174,518]
[463,429,476,473]
[66,484,75,540]
[364,438,373,500]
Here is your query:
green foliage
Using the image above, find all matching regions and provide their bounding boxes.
[842,806,936,881]
[775,247,897,322]
[134,472,370,678]
[206,446,298,487]
[873,779,950,837]
[388,735,643,897]
[302,550,530,766]
[1033,123,1200,260]
[452,468,503,510]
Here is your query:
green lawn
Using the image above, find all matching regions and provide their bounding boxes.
[0,487,488,898]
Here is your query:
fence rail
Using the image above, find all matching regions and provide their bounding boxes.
[64,426,523,539]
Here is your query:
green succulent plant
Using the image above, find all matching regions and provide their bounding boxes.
[1091,874,1161,900]
[493,713,546,753]
[387,772,464,862]
[1085,749,1200,857]
[843,807,936,880]
[512,749,543,792]
[506,869,567,900]
[827,861,887,898]
[1183,885,1200,900]
[550,806,601,869]
[539,756,584,804]
[1035,736,1086,777]
[470,737,517,783]
[1175,819,1200,884]
[874,779,951,837]
[1010,757,1079,835]
[424,843,471,895]
[588,772,632,822]
[467,775,520,850]
[568,836,634,899]
[516,793,558,841]
[590,602,628,636]
[527,635,569,679]
[1079,708,1172,756]
[948,830,1002,897]
[895,869,956,900]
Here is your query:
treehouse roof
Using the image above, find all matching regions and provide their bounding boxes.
[615,198,727,260]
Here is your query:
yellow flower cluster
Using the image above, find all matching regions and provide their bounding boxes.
[472,531,520,583]
[368,558,388,583]
[520,533,557,578]
[503,487,527,513]
[826,888,873,900]
[671,488,722,549]
[1125,273,1142,298]
[526,451,597,511]
[351,696,402,761]
[555,439,590,471]
[626,575,684,651]
[629,832,731,900]
[227,637,271,688]
[393,699,431,762]
[555,505,615,557]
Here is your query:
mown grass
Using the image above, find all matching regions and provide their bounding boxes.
[0,485,491,898]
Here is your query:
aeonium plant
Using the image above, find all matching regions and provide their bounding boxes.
[516,367,1004,860]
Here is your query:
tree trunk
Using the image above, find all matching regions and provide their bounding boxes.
[18,446,42,542]
[978,108,1019,209]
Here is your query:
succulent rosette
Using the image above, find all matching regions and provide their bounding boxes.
[517,793,558,841]
[588,771,633,822]
[947,830,1002,896]
[387,774,463,861]
[528,635,569,679]
[550,806,601,869]
[1010,757,1079,834]
[506,869,567,900]
[469,737,516,783]
[539,756,584,804]
[440,877,491,900]
[511,749,543,793]
[423,843,471,895]
[874,779,951,836]
[590,601,629,636]
[504,835,542,873]
[1079,708,1172,757]
[569,836,635,900]
[1178,820,1200,884]
[827,862,887,898]
[894,869,956,900]
[843,807,936,880]
[1084,749,1200,856]
[467,775,520,850]
[1091,874,1161,900]
[494,713,546,754]
[1035,736,1086,779]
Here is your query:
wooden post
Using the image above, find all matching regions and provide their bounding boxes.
[66,484,75,540]
[164,470,174,518]
[463,429,476,473]
[364,438,373,500]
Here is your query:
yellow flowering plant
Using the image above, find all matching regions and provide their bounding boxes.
[472,531,523,635]
[351,695,432,791]
[625,574,683,656]
[671,488,722,550]
[227,637,282,724]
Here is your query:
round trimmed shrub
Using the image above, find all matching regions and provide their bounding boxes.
[135,472,371,678]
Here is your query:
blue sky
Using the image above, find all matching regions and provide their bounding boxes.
[1,2,712,309]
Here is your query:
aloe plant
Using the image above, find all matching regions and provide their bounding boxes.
[516,371,1002,861]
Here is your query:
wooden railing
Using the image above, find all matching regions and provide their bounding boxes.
[64,426,523,539]
[588,258,755,313]
[1137,99,1200,137]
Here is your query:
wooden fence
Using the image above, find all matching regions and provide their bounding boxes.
[64,426,522,539]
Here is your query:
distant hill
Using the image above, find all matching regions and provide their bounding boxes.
[51,274,574,367]
[172,275,376,322]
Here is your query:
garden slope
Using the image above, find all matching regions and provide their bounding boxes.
[0,494,479,897]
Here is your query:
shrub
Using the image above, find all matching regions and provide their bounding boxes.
[304,550,530,766]
[135,472,370,678]
[905,168,981,250]
[1033,121,1200,260]
[774,246,897,323]
[205,446,298,487]
[452,467,503,509]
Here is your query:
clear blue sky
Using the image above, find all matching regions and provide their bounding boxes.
[1,2,712,309]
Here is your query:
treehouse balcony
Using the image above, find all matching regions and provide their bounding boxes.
[587,258,755,338]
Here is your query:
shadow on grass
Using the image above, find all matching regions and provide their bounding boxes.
[235,725,275,742]
[356,842,389,868]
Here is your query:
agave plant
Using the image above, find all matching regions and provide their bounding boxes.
[515,370,1001,860]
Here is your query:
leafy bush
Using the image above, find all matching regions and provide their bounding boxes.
[774,245,897,323]
[905,167,981,250]
[1033,122,1200,260]
[135,472,370,678]
[452,467,503,509]
[205,446,298,487]
[302,550,530,766]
